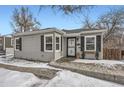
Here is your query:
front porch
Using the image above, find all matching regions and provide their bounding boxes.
[63,35,103,60]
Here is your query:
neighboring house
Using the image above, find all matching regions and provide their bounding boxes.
[0,35,13,52]
[14,28,106,62]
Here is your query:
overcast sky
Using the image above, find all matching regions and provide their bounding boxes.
[0,5,123,35]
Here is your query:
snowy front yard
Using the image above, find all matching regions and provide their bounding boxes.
[72,59,124,65]
[0,68,123,87]
[45,70,123,87]
[71,59,124,69]
[0,68,48,87]
[0,55,56,69]
[0,55,123,87]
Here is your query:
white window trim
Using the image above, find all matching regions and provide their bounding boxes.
[15,37,20,51]
[55,34,61,52]
[11,38,13,46]
[44,34,53,52]
[85,35,96,51]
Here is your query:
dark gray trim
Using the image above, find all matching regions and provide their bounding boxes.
[96,35,101,52]
[61,36,62,51]
[19,37,22,51]
[41,35,44,52]
[81,36,85,59]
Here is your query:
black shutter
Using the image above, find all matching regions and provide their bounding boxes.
[61,36,62,51]
[41,35,44,51]
[81,36,84,51]
[96,35,101,52]
[19,38,22,51]
[81,36,85,59]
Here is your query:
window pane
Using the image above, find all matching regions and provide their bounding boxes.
[46,36,52,43]
[56,37,59,43]
[86,37,95,43]
[56,44,59,50]
[46,44,52,50]
[16,39,20,45]
[86,44,94,50]
[85,37,95,51]
[16,45,20,50]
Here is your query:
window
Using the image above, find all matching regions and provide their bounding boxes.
[56,36,61,51]
[15,38,21,51]
[11,38,14,47]
[56,37,59,50]
[85,36,96,51]
[44,34,53,52]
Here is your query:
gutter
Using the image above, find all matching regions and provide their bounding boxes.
[14,29,65,37]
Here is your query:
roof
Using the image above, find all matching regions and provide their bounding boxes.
[14,27,106,37]
[62,28,104,33]
[14,28,65,36]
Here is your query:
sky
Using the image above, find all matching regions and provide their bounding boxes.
[0,5,123,35]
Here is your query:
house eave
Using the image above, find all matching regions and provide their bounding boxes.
[14,28,65,37]
[80,29,107,35]
[64,33,80,37]
[63,29,107,37]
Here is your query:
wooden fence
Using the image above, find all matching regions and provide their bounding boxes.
[103,48,121,60]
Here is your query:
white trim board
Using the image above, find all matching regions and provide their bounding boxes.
[44,34,53,52]
[55,33,61,52]
[14,37,20,51]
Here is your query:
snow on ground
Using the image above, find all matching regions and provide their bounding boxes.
[0,54,13,58]
[44,70,123,87]
[0,55,123,87]
[1,58,50,68]
[72,59,124,65]
[0,55,57,69]
[0,68,48,87]
[71,59,124,68]
[0,68,122,87]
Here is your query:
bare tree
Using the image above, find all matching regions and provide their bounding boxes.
[11,6,41,33]
[96,8,124,41]
[82,14,95,29]
[39,5,93,15]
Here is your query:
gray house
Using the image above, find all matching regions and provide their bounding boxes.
[14,28,106,62]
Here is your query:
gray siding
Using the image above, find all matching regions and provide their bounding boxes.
[14,34,54,62]
[80,32,103,59]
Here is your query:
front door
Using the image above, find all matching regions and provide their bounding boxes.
[67,37,76,57]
